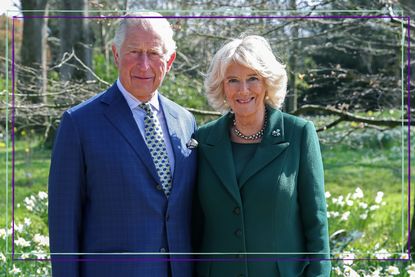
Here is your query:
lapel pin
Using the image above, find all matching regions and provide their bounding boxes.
[272,129,281,137]
[186,138,198,149]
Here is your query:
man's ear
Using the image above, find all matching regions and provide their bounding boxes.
[166,52,176,72]
[111,44,119,67]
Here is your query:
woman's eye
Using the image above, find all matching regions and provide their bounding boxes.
[228,79,239,83]
[248,76,259,82]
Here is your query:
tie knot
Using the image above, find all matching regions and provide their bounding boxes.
[140,103,152,115]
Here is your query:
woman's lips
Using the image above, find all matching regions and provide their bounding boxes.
[236,97,254,104]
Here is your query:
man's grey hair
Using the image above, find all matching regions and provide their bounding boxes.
[113,11,176,58]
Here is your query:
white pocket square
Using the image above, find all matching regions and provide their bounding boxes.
[186,138,198,149]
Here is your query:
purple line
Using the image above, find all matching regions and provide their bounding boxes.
[11,15,16,260]
[407,16,412,259]
[13,255,411,262]
[14,15,407,20]
[10,13,411,263]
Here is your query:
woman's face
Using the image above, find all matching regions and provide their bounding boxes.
[223,62,266,118]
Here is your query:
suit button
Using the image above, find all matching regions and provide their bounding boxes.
[234,229,242,237]
[160,247,167,253]
[233,207,241,215]
[156,185,163,191]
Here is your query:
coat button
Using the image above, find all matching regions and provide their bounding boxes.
[234,229,242,237]
[160,247,167,253]
[156,185,163,191]
[233,207,241,215]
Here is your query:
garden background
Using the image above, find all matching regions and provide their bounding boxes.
[0,0,414,276]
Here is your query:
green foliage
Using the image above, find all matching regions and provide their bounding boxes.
[0,114,412,275]
[92,52,118,83]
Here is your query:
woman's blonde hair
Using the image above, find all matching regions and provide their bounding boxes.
[204,35,287,113]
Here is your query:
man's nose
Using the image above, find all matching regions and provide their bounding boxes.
[137,53,150,70]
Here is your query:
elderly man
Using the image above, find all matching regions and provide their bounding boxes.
[48,12,197,277]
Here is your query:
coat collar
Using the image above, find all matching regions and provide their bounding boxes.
[201,106,290,203]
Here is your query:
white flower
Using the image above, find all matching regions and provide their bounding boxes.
[15,237,30,247]
[38,191,48,200]
[352,187,364,199]
[346,200,354,206]
[375,249,391,259]
[343,265,359,277]
[400,253,409,259]
[21,253,30,259]
[0,228,6,239]
[35,252,48,259]
[24,197,35,211]
[359,213,368,220]
[341,211,351,221]
[0,252,6,262]
[370,267,383,277]
[24,217,31,226]
[333,266,342,275]
[13,223,24,233]
[359,202,368,209]
[325,191,331,198]
[370,205,380,211]
[34,234,50,247]
[331,211,340,218]
[386,265,400,275]
[408,270,415,277]
[333,195,345,206]
[375,191,384,204]
[327,212,331,218]
[9,264,21,275]
[407,263,415,271]
[342,252,355,265]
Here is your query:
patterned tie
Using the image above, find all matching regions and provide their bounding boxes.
[140,103,172,198]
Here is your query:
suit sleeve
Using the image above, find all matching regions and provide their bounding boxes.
[297,121,331,276]
[48,111,85,277]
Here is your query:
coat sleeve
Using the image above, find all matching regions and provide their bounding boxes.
[297,121,331,276]
[48,111,85,277]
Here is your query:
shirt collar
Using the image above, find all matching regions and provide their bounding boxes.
[116,78,160,112]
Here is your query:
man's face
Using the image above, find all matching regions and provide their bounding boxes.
[112,26,176,102]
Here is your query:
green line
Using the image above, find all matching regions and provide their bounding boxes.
[400,20,405,254]
[5,9,9,259]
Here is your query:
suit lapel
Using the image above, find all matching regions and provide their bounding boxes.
[201,113,241,205]
[238,108,290,188]
[101,84,160,184]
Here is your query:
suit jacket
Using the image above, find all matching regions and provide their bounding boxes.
[194,106,330,277]
[48,83,197,277]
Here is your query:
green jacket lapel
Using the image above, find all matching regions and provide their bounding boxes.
[199,113,241,205]
[238,107,290,188]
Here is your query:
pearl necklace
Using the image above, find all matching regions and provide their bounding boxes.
[232,110,267,141]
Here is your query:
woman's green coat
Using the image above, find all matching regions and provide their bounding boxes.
[194,107,331,277]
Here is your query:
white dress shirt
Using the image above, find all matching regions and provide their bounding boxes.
[117,79,175,174]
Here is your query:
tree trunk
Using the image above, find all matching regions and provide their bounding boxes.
[284,0,298,112]
[59,0,93,81]
[20,0,48,103]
